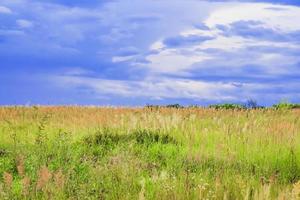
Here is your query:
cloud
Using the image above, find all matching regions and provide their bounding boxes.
[61,67,93,76]
[54,75,239,101]
[193,22,210,30]
[264,6,289,11]
[127,15,161,23]
[0,29,24,35]
[145,2,300,75]
[116,46,140,56]
[205,3,300,31]
[207,0,300,6]
[145,49,212,75]
[39,0,114,7]
[16,19,34,28]
[124,1,300,105]
[112,55,136,63]
[216,20,300,43]
[0,5,12,14]
[52,73,300,105]
[248,0,300,6]
[1,0,300,105]
[163,35,215,48]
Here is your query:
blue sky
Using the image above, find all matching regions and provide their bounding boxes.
[1,0,300,106]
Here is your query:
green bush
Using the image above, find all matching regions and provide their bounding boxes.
[209,103,245,110]
[145,104,184,109]
[166,104,184,109]
[272,102,300,109]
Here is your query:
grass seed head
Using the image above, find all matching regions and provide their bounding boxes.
[54,169,65,189]
[292,181,300,199]
[36,166,52,190]
[21,176,30,196]
[3,172,13,189]
[16,155,25,177]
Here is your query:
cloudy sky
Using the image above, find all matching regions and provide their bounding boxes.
[1,0,300,106]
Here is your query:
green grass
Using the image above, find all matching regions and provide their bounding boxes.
[0,106,299,199]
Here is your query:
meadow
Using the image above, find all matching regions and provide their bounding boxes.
[0,106,299,199]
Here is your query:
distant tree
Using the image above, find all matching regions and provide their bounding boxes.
[244,99,264,109]
[209,103,245,110]
[187,105,200,108]
[166,104,184,109]
[145,104,160,110]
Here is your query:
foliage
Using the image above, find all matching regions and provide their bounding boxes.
[146,104,184,109]
[209,103,246,110]
[165,104,184,109]
[273,102,300,110]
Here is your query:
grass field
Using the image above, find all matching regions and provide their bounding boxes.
[0,106,299,199]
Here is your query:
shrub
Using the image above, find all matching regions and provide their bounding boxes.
[166,104,184,109]
[209,103,245,110]
[145,104,184,109]
[272,102,300,110]
[84,129,178,147]
[145,104,161,110]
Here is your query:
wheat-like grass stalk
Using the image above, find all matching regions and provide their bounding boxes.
[16,155,25,177]
[54,169,65,189]
[3,172,13,190]
[292,181,300,199]
[21,176,31,196]
[36,166,52,190]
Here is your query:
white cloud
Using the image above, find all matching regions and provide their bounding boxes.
[112,55,136,63]
[0,29,24,36]
[62,67,93,76]
[16,19,33,28]
[0,5,12,14]
[1,0,300,104]
[144,2,300,76]
[196,36,251,51]
[150,41,164,51]
[55,75,240,101]
[205,3,300,32]
[53,74,300,103]
[146,49,212,75]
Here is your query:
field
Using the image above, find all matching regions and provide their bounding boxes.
[0,107,300,199]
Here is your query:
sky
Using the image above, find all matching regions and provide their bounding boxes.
[0,0,300,106]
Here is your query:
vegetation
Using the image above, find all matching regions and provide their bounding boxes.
[0,106,300,199]
[273,102,300,110]
[209,103,246,110]
[146,104,184,109]
[166,104,184,109]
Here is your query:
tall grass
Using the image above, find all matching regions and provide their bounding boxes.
[0,106,299,199]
